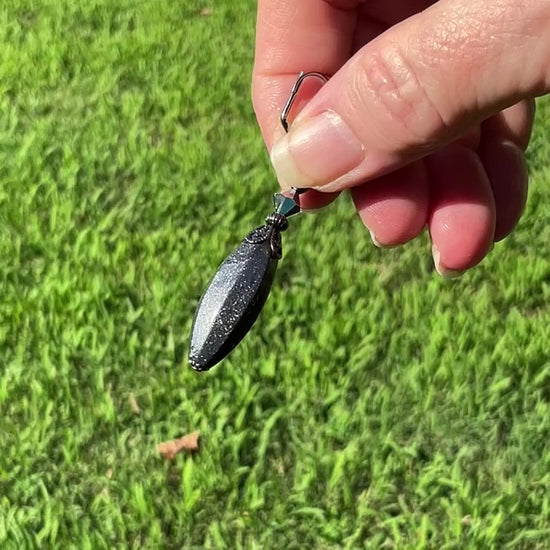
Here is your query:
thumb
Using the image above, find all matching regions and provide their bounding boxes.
[270,0,550,192]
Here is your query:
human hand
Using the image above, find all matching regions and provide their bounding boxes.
[252,0,549,277]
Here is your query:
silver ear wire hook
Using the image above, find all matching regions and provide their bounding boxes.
[280,71,328,133]
[279,71,328,198]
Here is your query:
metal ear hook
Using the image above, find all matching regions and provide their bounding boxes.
[280,71,328,133]
[279,71,328,202]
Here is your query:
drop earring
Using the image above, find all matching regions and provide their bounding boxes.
[189,72,328,371]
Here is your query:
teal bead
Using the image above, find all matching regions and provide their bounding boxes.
[273,193,300,218]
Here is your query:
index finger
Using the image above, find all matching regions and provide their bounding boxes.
[252,0,359,148]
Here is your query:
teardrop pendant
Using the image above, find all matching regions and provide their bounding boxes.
[189,212,289,371]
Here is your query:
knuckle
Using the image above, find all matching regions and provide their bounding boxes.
[353,41,448,148]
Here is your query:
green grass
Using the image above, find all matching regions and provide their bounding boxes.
[1,1,550,548]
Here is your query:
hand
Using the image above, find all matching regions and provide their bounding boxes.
[252,0,549,277]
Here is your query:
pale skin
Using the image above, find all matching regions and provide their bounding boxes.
[252,0,550,277]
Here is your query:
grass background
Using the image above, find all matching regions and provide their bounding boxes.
[1,0,550,548]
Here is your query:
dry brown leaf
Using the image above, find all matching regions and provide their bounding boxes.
[129,392,140,414]
[200,7,213,16]
[157,431,200,460]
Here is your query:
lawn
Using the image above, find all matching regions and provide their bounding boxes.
[1,1,550,548]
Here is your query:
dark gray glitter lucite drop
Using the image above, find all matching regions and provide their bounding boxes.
[189,192,300,371]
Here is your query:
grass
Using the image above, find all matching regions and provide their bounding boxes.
[1,0,550,548]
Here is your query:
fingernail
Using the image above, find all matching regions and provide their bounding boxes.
[270,111,365,190]
[432,245,464,279]
[369,230,398,249]
[370,230,383,248]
